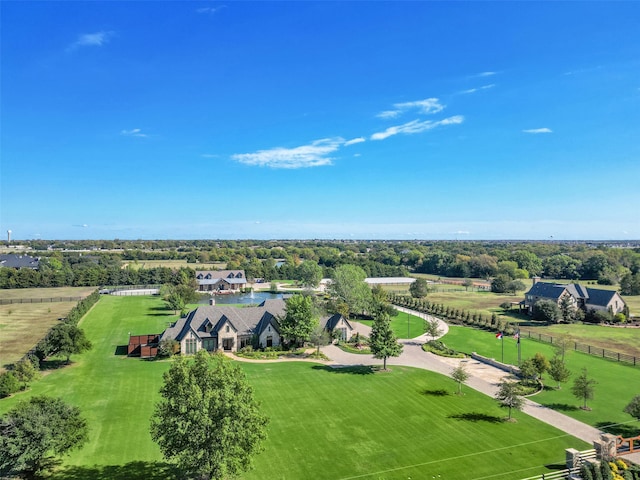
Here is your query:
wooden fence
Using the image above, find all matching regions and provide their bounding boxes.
[0,296,84,305]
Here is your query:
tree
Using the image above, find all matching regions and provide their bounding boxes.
[495,381,524,420]
[409,278,429,298]
[506,280,526,295]
[533,299,562,323]
[327,264,372,318]
[623,395,640,420]
[462,278,474,291]
[150,351,268,480]
[369,312,403,370]
[0,396,88,478]
[426,318,443,341]
[451,364,469,395]
[519,359,539,385]
[13,358,39,389]
[296,261,323,289]
[571,368,597,410]
[280,294,319,347]
[0,372,19,398]
[309,324,330,355]
[40,323,92,364]
[548,354,571,389]
[531,352,550,380]
[162,282,198,314]
[491,274,510,293]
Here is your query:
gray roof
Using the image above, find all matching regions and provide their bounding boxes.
[526,282,568,300]
[0,254,40,269]
[585,288,618,308]
[323,313,352,331]
[162,298,287,342]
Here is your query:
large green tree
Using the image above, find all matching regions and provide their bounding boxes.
[150,351,268,480]
[409,278,429,298]
[37,323,92,364]
[369,312,403,370]
[327,264,372,318]
[296,261,323,288]
[623,395,640,420]
[0,396,88,478]
[280,294,319,347]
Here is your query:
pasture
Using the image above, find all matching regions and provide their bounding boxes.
[0,295,589,480]
[441,326,640,434]
[0,287,96,370]
[121,259,226,270]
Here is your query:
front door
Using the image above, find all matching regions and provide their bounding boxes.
[222,338,233,351]
[266,336,273,348]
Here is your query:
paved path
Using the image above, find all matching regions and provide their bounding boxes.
[322,308,609,449]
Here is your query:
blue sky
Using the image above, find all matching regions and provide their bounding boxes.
[1,1,639,241]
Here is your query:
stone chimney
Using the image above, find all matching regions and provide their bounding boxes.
[209,297,216,306]
[532,276,541,285]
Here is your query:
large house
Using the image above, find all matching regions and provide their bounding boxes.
[196,270,247,293]
[523,279,626,316]
[0,254,39,269]
[157,298,353,354]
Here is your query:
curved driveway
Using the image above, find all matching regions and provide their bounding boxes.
[323,308,605,447]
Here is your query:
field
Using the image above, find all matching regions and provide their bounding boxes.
[441,326,640,434]
[121,259,226,270]
[0,287,96,370]
[359,310,426,339]
[0,295,590,480]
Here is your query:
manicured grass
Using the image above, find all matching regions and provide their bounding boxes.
[359,310,425,339]
[0,295,591,479]
[441,325,640,434]
[426,289,525,318]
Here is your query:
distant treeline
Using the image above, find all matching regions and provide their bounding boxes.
[2,240,640,293]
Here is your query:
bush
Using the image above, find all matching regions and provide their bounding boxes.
[0,371,20,398]
[422,340,465,358]
[533,299,562,323]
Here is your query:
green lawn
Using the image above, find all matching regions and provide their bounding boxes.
[359,310,425,339]
[441,325,640,435]
[0,296,593,480]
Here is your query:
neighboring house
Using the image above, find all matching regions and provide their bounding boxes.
[523,279,626,316]
[0,253,40,269]
[159,298,353,354]
[196,270,247,293]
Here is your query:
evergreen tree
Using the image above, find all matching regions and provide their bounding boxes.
[369,312,403,370]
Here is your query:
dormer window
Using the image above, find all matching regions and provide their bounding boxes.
[236,273,243,278]
[206,274,212,279]
[197,274,203,279]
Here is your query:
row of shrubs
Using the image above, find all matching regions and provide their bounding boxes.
[235,345,328,360]
[0,290,100,399]
[389,294,519,335]
[581,458,640,480]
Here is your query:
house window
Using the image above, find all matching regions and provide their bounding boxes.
[203,339,215,351]
[226,325,230,333]
[268,326,271,332]
[266,335,273,348]
[185,338,198,354]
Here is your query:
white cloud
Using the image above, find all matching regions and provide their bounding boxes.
[120,128,148,138]
[376,98,444,119]
[460,84,495,95]
[196,6,226,14]
[522,128,552,134]
[344,137,365,146]
[231,138,344,169]
[478,71,496,77]
[370,115,464,141]
[68,31,114,50]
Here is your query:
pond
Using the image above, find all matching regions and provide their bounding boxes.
[197,291,284,305]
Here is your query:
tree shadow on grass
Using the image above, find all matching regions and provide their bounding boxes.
[448,412,504,423]
[39,359,70,370]
[542,403,579,412]
[312,365,375,375]
[596,421,640,437]
[49,461,180,480]
[422,389,450,397]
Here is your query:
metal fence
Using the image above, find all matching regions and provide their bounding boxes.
[0,296,84,305]
[520,330,639,366]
